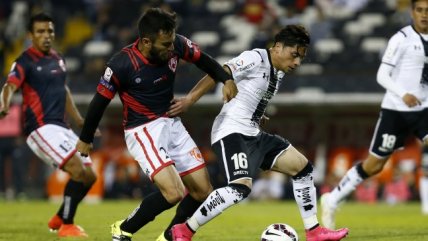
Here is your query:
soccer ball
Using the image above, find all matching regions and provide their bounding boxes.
[260,223,298,241]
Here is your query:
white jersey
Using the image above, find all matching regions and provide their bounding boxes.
[211,49,285,144]
[381,25,428,111]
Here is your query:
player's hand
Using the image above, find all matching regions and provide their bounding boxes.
[222,79,238,103]
[167,97,192,117]
[76,139,93,157]
[402,93,421,108]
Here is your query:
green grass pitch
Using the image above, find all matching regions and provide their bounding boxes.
[0,200,427,240]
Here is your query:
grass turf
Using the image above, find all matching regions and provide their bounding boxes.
[0,200,427,240]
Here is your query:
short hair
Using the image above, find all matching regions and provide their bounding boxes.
[412,0,428,7]
[274,25,310,48]
[137,8,177,40]
[28,12,54,32]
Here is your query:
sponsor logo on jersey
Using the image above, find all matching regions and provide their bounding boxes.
[237,62,255,72]
[103,67,113,82]
[153,74,168,84]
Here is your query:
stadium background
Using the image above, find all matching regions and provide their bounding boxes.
[0,0,422,206]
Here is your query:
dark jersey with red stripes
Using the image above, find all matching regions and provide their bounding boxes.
[97,34,201,129]
[7,47,68,135]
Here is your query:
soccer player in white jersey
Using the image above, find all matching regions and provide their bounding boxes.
[166,25,349,241]
[320,0,428,229]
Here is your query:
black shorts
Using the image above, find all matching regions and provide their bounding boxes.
[370,108,428,158]
[212,132,290,183]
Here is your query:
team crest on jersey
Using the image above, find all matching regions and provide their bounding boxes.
[103,67,113,82]
[59,59,66,72]
[189,147,203,163]
[168,56,178,72]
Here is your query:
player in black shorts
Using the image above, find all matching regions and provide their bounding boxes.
[321,0,428,229]
[169,25,348,241]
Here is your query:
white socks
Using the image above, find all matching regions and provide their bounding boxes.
[292,175,318,229]
[187,186,246,231]
[329,166,364,208]
[420,176,428,214]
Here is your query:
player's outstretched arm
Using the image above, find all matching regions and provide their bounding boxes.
[168,74,216,117]
[0,83,18,118]
[78,93,111,156]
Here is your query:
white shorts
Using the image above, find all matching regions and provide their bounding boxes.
[125,117,205,180]
[26,124,92,168]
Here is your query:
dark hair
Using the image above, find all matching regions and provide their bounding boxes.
[412,0,427,8]
[28,12,54,32]
[274,25,310,48]
[137,8,177,40]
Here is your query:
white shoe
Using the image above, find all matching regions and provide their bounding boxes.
[320,192,336,229]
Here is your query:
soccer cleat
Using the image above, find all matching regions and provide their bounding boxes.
[321,192,336,229]
[156,232,168,241]
[306,226,349,241]
[58,224,88,237]
[171,223,194,241]
[48,215,63,232]
[111,220,132,241]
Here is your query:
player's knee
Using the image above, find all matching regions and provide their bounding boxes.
[162,188,186,204]
[83,167,97,186]
[229,183,251,199]
[189,185,213,201]
[292,162,313,181]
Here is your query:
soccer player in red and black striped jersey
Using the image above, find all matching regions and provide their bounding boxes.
[76,8,237,241]
[0,13,96,237]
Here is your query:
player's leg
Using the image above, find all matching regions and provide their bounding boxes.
[171,133,253,240]
[420,145,428,214]
[26,124,95,237]
[115,166,184,240]
[417,110,428,214]
[113,119,185,241]
[160,167,212,241]
[272,145,348,241]
[322,109,402,229]
[271,146,319,229]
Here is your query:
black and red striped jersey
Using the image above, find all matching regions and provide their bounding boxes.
[7,47,68,135]
[97,34,201,129]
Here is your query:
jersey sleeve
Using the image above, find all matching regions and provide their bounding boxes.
[381,32,406,66]
[224,50,262,81]
[96,53,125,99]
[174,34,201,63]
[6,58,26,88]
